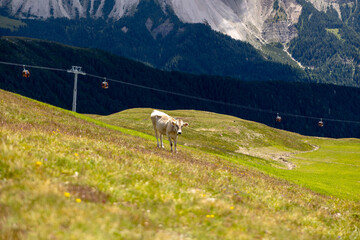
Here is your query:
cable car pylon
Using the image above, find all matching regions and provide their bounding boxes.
[67,66,86,112]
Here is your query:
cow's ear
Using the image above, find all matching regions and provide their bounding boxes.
[183,122,189,127]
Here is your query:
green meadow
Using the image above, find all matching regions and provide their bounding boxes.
[0,16,26,31]
[0,89,359,239]
[97,109,360,201]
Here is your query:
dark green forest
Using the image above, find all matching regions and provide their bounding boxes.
[289,0,360,87]
[1,37,359,138]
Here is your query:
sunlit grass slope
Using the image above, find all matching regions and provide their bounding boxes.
[0,90,359,239]
[0,16,26,31]
[287,138,360,199]
[97,108,360,201]
[95,109,313,159]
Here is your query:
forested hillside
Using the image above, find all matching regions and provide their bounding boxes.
[0,1,306,82]
[1,37,360,138]
[289,0,360,86]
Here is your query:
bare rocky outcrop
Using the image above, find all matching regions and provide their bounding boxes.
[0,0,301,45]
[306,0,356,20]
[0,0,351,46]
[261,0,302,43]
[262,20,298,44]
[169,0,302,46]
[146,18,174,39]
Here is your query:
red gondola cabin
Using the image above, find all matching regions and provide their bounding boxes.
[276,113,282,123]
[102,81,109,89]
[22,69,30,78]
[318,119,324,127]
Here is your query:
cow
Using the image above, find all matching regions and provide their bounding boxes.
[150,110,189,153]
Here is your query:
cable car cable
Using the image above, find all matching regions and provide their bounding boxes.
[86,73,360,125]
[0,60,68,73]
[1,60,360,125]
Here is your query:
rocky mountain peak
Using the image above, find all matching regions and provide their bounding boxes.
[0,0,353,46]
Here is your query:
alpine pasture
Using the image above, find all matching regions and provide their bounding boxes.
[0,89,359,239]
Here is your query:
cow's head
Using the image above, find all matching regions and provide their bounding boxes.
[172,119,189,135]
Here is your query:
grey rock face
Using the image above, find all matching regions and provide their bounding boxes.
[146,18,174,39]
[262,20,298,44]
[0,0,348,46]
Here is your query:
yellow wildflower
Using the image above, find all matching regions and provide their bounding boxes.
[64,192,71,198]
[74,153,79,157]
[76,198,82,203]
[35,161,42,166]
[230,206,235,210]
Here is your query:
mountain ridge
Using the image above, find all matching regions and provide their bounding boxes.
[1,0,360,87]
[1,0,357,46]
[0,0,302,45]
[0,4,307,82]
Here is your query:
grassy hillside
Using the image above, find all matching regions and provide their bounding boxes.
[95,108,360,201]
[94,109,313,161]
[0,16,26,31]
[0,89,359,239]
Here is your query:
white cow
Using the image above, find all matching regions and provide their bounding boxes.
[150,110,189,153]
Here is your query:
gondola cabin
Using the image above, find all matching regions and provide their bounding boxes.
[318,119,324,127]
[276,113,282,123]
[102,81,109,89]
[22,69,30,78]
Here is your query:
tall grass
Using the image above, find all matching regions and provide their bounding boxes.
[0,90,359,239]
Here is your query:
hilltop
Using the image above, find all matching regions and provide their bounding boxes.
[0,89,359,239]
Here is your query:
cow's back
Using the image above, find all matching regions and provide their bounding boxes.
[151,110,171,134]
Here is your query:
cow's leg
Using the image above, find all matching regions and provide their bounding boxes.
[154,129,159,147]
[168,136,173,152]
[174,137,178,153]
[160,134,164,148]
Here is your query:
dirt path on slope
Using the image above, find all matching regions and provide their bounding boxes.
[272,145,319,170]
[236,144,320,170]
[284,45,305,69]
